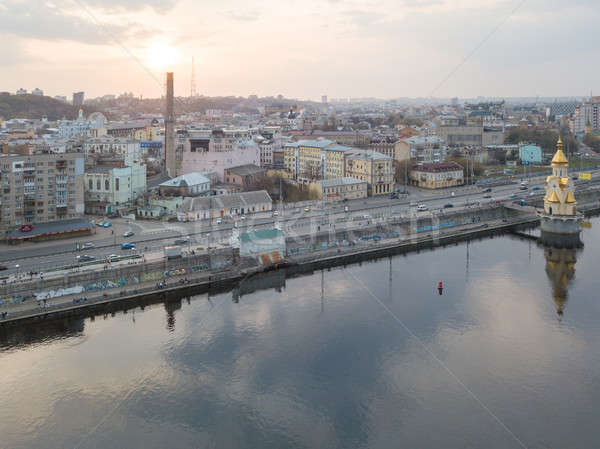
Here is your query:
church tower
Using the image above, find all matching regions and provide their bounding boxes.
[539,136,582,240]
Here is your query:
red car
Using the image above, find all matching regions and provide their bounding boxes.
[0,266,7,271]
[18,225,34,232]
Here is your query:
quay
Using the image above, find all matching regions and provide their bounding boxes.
[2,195,600,327]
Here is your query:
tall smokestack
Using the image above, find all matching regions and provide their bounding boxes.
[165,72,176,177]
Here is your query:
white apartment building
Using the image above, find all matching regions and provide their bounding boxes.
[83,137,143,165]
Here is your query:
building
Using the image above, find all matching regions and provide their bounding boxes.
[437,125,504,146]
[0,152,85,232]
[58,109,89,138]
[397,136,446,163]
[72,92,85,107]
[519,144,542,164]
[83,137,142,165]
[320,177,367,202]
[539,137,581,238]
[224,164,267,188]
[410,162,464,189]
[32,88,43,96]
[369,138,409,162]
[310,130,370,147]
[180,131,261,181]
[16,88,27,95]
[258,139,274,167]
[158,172,210,197]
[177,190,272,221]
[296,140,332,182]
[83,163,146,214]
[570,97,600,135]
[344,149,394,195]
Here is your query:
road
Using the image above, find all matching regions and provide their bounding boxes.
[1,172,599,279]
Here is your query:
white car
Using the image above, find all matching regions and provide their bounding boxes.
[273,210,279,217]
[216,218,222,224]
[417,204,428,211]
[82,242,95,249]
[240,215,246,220]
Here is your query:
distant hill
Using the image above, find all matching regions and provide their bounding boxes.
[0,93,96,121]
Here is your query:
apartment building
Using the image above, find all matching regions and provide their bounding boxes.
[344,150,394,196]
[83,137,143,165]
[320,177,367,202]
[397,136,447,163]
[0,152,84,229]
[410,162,464,189]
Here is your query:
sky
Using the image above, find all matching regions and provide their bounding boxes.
[1,0,599,100]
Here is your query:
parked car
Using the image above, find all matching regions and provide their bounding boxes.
[174,238,188,245]
[532,186,542,191]
[417,204,428,211]
[82,242,95,249]
[0,266,8,271]
[483,193,492,198]
[519,186,528,190]
[101,221,112,227]
[240,215,246,220]
[390,192,398,199]
[76,255,96,262]
[510,193,519,199]
[304,206,310,212]
[216,218,222,224]
[272,210,279,217]
[344,206,349,212]
[108,254,119,261]
[121,243,136,250]
[483,188,492,193]
[443,203,454,208]
[123,231,134,238]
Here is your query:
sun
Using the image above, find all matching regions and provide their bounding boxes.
[144,42,179,70]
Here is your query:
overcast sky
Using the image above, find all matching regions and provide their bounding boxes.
[1,0,598,100]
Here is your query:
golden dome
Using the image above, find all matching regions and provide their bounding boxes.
[551,136,568,166]
[566,191,577,203]
[545,191,560,203]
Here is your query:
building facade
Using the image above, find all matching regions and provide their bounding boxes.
[84,163,146,214]
[177,190,272,221]
[410,162,464,189]
[0,152,85,230]
[344,149,394,196]
[320,177,367,202]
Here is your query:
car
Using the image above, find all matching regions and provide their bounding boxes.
[82,242,95,249]
[174,238,188,245]
[101,221,112,227]
[443,203,454,208]
[108,254,118,261]
[76,255,96,262]
[362,214,371,219]
[18,224,34,232]
[121,243,136,250]
[417,204,428,211]
[510,193,519,199]
[294,208,301,214]
[483,188,492,193]
[304,206,310,212]
[240,215,246,220]
[216,218,222,224]
[519,186,528,190]
[529,192,535,196]
[122,231,134,238]
[0,266,8,271]
[342,198,349,202]
[95,219,104,226]
[344,206,349,212]
[273,210,279,217]
[483,193,492,198]
[532,186,542,191]
[389,192,398,199]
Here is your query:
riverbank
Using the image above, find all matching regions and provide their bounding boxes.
[2,195,600,327]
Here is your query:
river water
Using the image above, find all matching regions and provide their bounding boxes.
[2,218,600,449]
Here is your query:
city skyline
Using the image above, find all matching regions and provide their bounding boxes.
[2,0,599,100]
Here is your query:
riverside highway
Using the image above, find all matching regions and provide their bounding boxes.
[1,173,599,278]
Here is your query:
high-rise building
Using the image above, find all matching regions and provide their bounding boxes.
[322,95,328,104]
[0,152,85,231]
[164,72,177,177]
[72,91,85,107]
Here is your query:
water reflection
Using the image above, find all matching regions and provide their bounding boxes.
[543,243,580,320]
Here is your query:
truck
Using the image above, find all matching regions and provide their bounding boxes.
[164,245,182,259]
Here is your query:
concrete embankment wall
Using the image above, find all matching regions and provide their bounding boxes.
[0,248,236,299]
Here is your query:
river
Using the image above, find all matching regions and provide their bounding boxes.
[2,217,600,448]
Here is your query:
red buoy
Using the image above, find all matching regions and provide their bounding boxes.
[438,281,443,289]
[438,281,443,295]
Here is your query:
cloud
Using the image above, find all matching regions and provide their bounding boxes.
[222,9,260,22]
[0,0,169,45]
[81,0,179,14]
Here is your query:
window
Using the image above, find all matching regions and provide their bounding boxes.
[96,179,101,190]
[115,178,119,191]
[89,179,93,190]
[105,179,109,190]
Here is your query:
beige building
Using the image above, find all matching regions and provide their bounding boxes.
[0,152,85,230]
[319,177,367,202]
[368,139,409,162]
[410,162,464,189]
[344,149,394,196]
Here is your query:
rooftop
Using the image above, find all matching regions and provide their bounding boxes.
[240,228,284,243]
[412,162,464,173]
[321,177,367,188]
[160,172,210,188]
[181,190,272,212]
[7,218,93,240]
[225,164,266,177]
